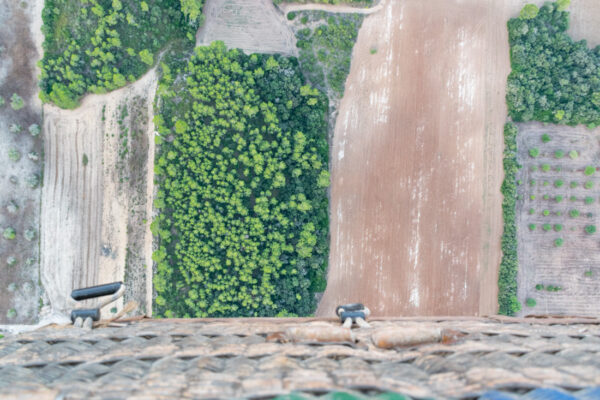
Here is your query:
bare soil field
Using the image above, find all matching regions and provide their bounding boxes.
[516,122,600,316]
[197,0,297,56]
[40,70,157,319]
[317,0,600,317]
[0,0,44,324]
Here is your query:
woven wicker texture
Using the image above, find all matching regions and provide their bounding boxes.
[1,318,599,399]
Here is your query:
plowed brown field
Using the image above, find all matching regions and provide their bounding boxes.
[316,0,600,317]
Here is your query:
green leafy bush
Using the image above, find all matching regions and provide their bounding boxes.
[585,166,596,176]
[507,2,600,126]
[554,238,564,247]
[542,223,552,231]
[526,298,537,307]
[7,256,17,267]
[528,208,535,214]
[8,149,21,162]
[541,133,551,143]
[555,195,563,203]
[541,164,550,172]
[543,209,550,216]
[153,42,330,318]
[529,148,540,158]
[585,196,594,205]
[39,0,203,108]
[554,224,563,232]
[585,181,594,189]
[570,209,580,218]
[29,124,41,136]
[3,228,16,240]
[528,223,536,231]
[585,225,596,234]
[554,150,564,158]
[554,179,563,188]
[569,150,578,159]
[535,283,544,290]
[10,93,24,110]
[499,123,520,316]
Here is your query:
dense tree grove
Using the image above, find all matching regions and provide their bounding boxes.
[295,13,363,100]
[153,42,330,318]
[499,123,521,316]
[506,0,600,127]
[39,0,203,108]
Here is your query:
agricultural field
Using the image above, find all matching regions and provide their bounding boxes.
[40,71,157,318]
[197,0,297,56]
[0,0,44,324]
[515,122,600,316]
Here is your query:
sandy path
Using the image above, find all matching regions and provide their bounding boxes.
[40,69,158,318]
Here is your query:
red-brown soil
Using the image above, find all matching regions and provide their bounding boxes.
[317,0,512,317]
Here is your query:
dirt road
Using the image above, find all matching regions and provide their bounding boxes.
[278,2,383,15]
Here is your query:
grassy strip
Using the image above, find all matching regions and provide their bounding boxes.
[275,0,373,6]
[498,122,521,316]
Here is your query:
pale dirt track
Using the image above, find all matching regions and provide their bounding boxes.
[278,2,383,14]
[40,70,158,319]
[316,0,600,317]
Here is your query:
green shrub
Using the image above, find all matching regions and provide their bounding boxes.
[535,283,544,290]
[554,224,563,232]
[287,11,297,20]
[585,270,593,277]
[531,165,538,172]
[3,228,16,240]
[543,194,550,200]
[570,209,580,218]
[542,164,551,172]
[554,179,563,188]
[542,223,552,231]
[370,47,377,54]
[7,256,17,267]
[10,93,24,110]
[585,166,596,176]
[526,298,537,307]
[554,238,564,247]
[554,150,564,158]
[541,133,551,143]
[6,201,18,214]
[530,195,536,200]
[83,154,89,166]
[555,195,563,203]
[24,229,36,241]
[529,208,535,215]
[569,150,579,159]
[8,149,21,162]
[528,223,536,231]
[570,181,578,188]
[28,124,41,136]
[543,209,550,216]
[520,4,539,19]
[585,181,594,189]
[9,124,22,134]
[543,181,549,186]
[585,225,596,234]
[585,196,594,205]
[570,196,578,201]
[6,309,16,319]
[26,174,40,189]
[555,166,561,172]
[556,211,562,216]
[529,148,540,158]
[530,179,536,186]
[301,16,308,24]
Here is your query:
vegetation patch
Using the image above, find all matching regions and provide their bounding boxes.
[293,12,363,103]
[152,42,330,318]
[499,123,521,315]
[39,0,203,108]
[507,1,600,127]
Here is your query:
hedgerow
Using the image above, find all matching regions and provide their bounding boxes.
[499,122,521,315]
[507,0,600,127]
[153,42,330,318]
[39,0,203,108]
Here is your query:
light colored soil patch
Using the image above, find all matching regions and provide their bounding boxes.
[40,70,158,319]
[516,122,600,316]
[566,0,600,48]
[197,0,297,55]
[278,2,383,14]
[0,0,44,324]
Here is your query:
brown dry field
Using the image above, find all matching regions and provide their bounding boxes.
[317,0,600,317]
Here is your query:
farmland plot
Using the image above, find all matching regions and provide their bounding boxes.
[0,0,44,324]
[516,122,600,316]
